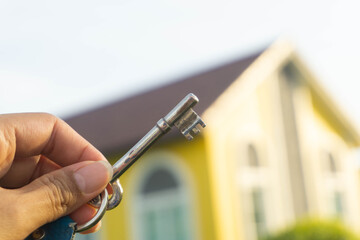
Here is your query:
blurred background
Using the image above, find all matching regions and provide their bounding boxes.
[0,0,359,121]
[2,0,360,239]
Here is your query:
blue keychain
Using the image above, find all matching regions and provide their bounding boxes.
[25,94,205,240]
[25,189,109,240]
[25,216,76,240]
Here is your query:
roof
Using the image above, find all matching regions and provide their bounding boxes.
[202,40,360,146]
[65,51,261,154]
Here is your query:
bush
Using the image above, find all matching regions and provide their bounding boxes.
[263,219,359,240]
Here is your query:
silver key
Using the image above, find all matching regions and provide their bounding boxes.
[111,92,206,182]
[78,93,206,232]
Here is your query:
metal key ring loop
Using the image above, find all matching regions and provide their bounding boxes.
[75,189,108,233]
[107,180,123,210]
[88,180,123,210]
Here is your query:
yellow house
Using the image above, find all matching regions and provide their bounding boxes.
[67,40,360,240]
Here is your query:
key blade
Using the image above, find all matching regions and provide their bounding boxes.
[174,108,206,140]
[191,126,200,135]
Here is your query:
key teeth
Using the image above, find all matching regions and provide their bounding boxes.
[192,126,200,135]
[174,108,206,141]
[182,119,205,140]
[185,133,194,140]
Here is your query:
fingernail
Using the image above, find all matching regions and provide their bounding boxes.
[74,161,113,194]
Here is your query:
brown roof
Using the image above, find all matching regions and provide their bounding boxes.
[65,51,261,154]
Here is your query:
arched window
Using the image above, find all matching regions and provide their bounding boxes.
[142,168,179,194]
[136,166,192,240]
[248,144,260,167]
[328,153,338,173]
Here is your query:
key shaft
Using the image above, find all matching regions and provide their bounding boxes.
[111,125,164,182]
[111,93,203,183]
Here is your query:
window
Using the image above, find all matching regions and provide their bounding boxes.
[248,144,260,167]
[136,167,191,240]
[251,188,267,239]
[142,168,179,193]
[239,142,268,240]
[327,153,338,173]
[333,191,344,218]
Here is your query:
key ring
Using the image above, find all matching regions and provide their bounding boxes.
[107,180,123,210]
[78,180,123,232]
[75,189,108,233]
[88,179,123,210]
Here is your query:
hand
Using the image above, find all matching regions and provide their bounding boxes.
[0,113,113,240]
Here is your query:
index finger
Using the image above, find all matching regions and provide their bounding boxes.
[0,113,107,167]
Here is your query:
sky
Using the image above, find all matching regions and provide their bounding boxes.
[0,0,360,126]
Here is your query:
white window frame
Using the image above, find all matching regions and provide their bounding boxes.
[129,151,197,240]
[235,127,270,240]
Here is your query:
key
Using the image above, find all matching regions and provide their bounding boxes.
[90,93,206,211]
[26,93,206,239]
[111,92,206,182]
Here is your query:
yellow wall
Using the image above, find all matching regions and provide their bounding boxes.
[102,136,216,240]
[203,73,282,240]
[293,84,360,230]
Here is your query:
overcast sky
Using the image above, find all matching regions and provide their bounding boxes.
[0,0,359,126]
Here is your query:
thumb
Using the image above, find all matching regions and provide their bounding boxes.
[14,160,112,238]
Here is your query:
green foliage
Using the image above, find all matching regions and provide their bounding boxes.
[263,219,359,240]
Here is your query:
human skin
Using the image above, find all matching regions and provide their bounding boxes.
[0,113,113,240]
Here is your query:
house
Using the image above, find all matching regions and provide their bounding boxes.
[67,40,360,240]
